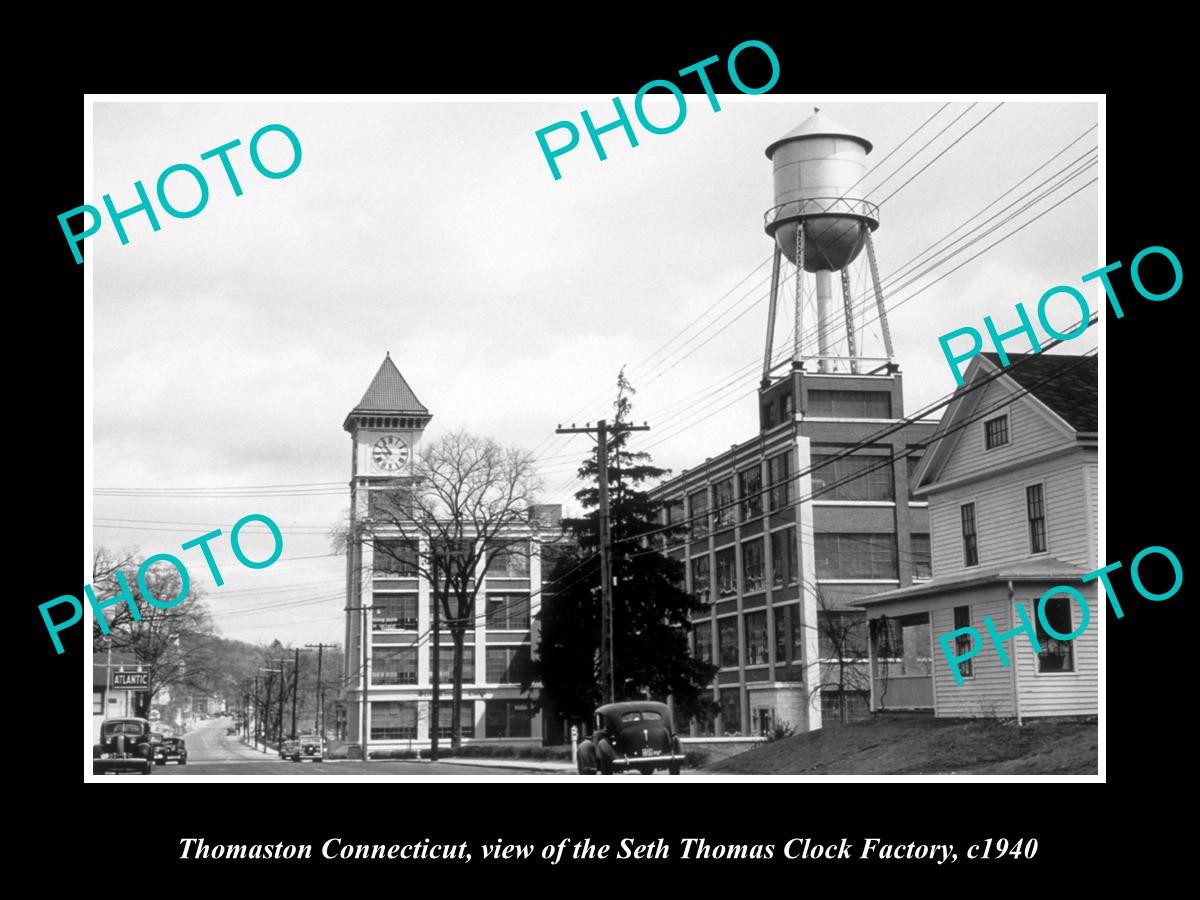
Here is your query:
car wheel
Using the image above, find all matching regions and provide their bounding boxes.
[596,738,615,776]
[668,761,681,776]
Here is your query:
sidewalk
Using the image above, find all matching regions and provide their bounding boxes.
[417,757,577,774]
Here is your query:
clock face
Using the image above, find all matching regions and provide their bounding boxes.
[372,435,410,472]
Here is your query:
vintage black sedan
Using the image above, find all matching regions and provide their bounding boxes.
[159,737,188,765]
[93,718,155,776]
[576,701,685,776]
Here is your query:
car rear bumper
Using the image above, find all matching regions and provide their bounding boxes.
[612,753,686,768]
[94,758,151,773]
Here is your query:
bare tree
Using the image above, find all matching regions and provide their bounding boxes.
[812,587,874,725]
[335,429,543,757]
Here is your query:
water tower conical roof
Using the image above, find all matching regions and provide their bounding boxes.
[764,109,873,158]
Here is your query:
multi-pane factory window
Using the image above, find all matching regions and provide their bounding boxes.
[811,452,894,502]
[718,617,739,668]
[771,527,799,587]
[689,489,710,538]
[370,702,418,739]
[691,555,711,603]
[739,466,763,521]
[485,646,531,684]
[694,621,713,665]
[744,611,769,666]
[374,539,419,576]
[432,646,475,684]
[485,699,533,738]
[768,451,792,511]
[713,478,736,529]
[372,647,418,685]
[911,534,932,580]
[742,538,765,593]
[807,390,892,419]
[817,611,869,660]
[436,702,476,739]
[372,593,418,631]
[719,689,742,736]
[486,594,531,630]
[715,547,737,597]
[814,533,899,580]
[486,541,530,577]
[774,604,803,668]
[906,453,924,501]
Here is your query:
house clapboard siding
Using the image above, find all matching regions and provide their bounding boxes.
[1014,587,1099,717]
[931,597,1016,718]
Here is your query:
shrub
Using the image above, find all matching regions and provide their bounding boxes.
[685,751,709,769]
[764,720,796,743]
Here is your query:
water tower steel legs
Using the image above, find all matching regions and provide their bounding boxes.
[865,229,895,362]
[762,246,782,387]
[793,224,805,364]
[841,267,858,375]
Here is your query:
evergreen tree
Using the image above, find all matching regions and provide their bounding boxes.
[527,369,718,728]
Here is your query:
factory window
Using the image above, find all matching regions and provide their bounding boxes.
[374,539,419,577]
[911,534,932,580]
[719,689,742,736]
[694,621,713,665]
[771,527,799,587]
[763,402,777,429]
[811,451,894,502]
[432,646,475,684]
[372,593,418,631]
[372,648,417,685]
[485,699,533,738]
[818,611,869,660]
[807,390,892,419]
[718,617,739,668]
[689,489,710,539]
[961,503,979,567]
[691,555,711,603]
[742,538,765,593]
[984,415,1009,449]
[486,593,531,630]
[768,451,792,511]
[739,467,763,521]
[744,611,769,666]
[1036,597,1076,673]
[906,452,924,501]
[774,604,803,669]
[665,498,684,527]
[780,392,794,420]
[371,702,418,740]
[1027,484,1047,554]
[814,533,898,580]
[953,606,973,679]
[713,478,736,529]
[715,547,737,597]
[485,646,531,684]
[436,702,476,739]
[486,541,530,577]
[368,486,413,520]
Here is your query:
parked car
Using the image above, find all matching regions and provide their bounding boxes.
[279,739,300,761]
[576,701,685,776]
[149,732,167,765]
[297,734,323,762]
[94,718,155,776]
[160,737,188,765]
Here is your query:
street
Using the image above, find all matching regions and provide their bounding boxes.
[151,718,552,776]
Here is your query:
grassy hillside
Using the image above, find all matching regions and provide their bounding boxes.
[706,715,1097,775]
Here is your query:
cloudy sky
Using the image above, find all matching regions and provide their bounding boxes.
[89,96,1099,648]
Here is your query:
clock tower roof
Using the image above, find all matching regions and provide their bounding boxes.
[343,353,430,431]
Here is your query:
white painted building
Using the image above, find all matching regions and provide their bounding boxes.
[857,352,1098,720]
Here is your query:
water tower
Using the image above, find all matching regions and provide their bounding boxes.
[760,109,895,381]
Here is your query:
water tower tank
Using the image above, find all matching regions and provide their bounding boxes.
[763,110,878,272]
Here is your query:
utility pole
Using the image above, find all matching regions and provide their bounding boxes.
[555,417,650,705]
[345,607,371,761]
[291,647,300,739]
[305,643,336,738]
[272,658,289,747]
[258,668,280,749]
[431,589,440,762]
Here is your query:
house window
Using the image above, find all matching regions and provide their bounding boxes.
[953,606,973,679]
[485,646,531,684]
[374,539,419,576]
[372,647,417,685]
[436,702,476,739]
[486,541,530,578]
[742,538,765,593]
[715,547,737,597]
[814,533,898,580]
[1036,597,1076,673]
[689,489,710,539]
[719,689,742,735]
[694,621,713,665]
[713,478,736,529]
[1027,484,1047,554]
[818,611,869,660]
[739,467,763,521]
[774,604,803,669]
[485,699,533,738]
[911,534,932,580]
[744,611,769,665]
[906,453,923,501]
[961,503,979,567]
[432,646,475,684]
[718,617,739,668]
[984,415,1009,449]
[768,451,792,511]
[372,593,418,630]
[370,702,418,739]
[691,555,711,603]
[486,594,531,630]
[808,390,892,418]
[811,451,894,502]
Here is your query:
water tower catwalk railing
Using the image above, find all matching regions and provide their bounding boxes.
[762,195,894,383]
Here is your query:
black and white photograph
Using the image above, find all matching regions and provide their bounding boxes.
[76,93,1110,783]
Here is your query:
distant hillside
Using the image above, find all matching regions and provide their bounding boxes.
[706,716,1097,775]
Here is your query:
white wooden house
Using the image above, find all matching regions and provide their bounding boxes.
[857,352,1098,720]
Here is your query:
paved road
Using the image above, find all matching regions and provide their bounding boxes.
[152,718,547,776]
